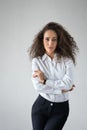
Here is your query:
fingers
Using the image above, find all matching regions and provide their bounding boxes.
[32,70,40,77]
[33,73,38,78]
[69,84,75,91]
[69,87,73,91]
[72,84,75,87]
[32,70,44,80]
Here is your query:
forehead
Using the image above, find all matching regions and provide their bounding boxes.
[44,30,57,37]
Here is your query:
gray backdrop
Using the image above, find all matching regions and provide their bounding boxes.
[0,0,87,130]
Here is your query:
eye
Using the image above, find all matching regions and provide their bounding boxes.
[52,38,57,42]
[45,38,49,41]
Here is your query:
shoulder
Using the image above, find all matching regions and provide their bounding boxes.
[62,57,74,67]
[63,57,72,62]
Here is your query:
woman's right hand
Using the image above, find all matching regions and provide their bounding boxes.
[32,70,45,83]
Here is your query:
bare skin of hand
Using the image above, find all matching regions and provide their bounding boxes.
[33,70,44,83]
[62,84,75,93]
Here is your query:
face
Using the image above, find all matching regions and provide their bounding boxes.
[43,30,57,58]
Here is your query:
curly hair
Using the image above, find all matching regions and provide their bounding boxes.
[29,22,79,64]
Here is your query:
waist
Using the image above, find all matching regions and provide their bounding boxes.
[40,93,69,103]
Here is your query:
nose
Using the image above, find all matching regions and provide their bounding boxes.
[48,40,53,46]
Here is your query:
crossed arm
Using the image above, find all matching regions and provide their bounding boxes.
[32,69,75,93]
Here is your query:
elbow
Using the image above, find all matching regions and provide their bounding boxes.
[34,86,41,92]
[33,83,44,93]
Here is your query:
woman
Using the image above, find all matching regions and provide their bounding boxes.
[29,22,78,130]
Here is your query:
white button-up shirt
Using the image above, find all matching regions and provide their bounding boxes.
[31,53,74,102]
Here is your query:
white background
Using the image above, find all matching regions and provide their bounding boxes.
[0,0,87,130]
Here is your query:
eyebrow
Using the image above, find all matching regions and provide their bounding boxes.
[44,36,57,38]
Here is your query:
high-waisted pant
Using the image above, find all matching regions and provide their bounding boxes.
[31,95,69,130]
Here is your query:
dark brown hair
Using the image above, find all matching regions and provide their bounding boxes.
[29,22,79,64]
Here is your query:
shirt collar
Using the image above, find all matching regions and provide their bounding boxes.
[42,53,59,62]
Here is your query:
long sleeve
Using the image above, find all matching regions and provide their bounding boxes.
[46,59,74,90]
[31,58,62,94]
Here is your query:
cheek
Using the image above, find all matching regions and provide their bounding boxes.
[44,44,48,50]
[43,41,48,47]
[54,43,57,48]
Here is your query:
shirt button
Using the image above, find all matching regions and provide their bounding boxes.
[50,103,53,106]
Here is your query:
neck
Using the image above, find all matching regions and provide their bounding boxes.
[46,52,54,59]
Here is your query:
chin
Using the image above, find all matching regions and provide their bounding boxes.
[46,51,54,55]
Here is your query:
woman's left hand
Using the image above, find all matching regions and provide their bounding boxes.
[62,84,75,93]
[33,70,45,83]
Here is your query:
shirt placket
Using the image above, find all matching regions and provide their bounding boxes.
[50,60,55,101]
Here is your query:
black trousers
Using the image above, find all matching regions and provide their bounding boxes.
[31,95,69,130]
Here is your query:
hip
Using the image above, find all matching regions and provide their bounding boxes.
[32,95,69,116]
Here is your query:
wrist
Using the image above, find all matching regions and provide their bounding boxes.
[40,79,46,84]
[43,79,46,84]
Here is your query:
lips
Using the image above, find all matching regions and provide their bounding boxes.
[48,47,54,49]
